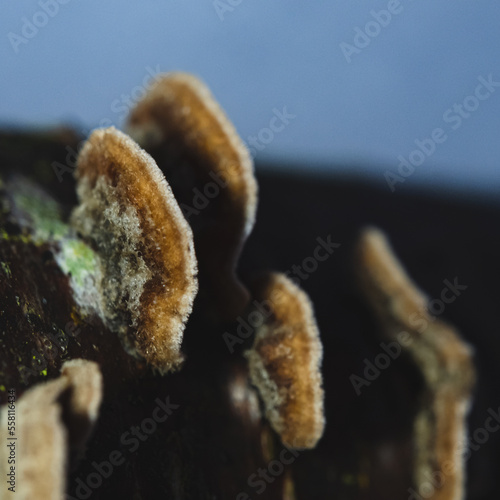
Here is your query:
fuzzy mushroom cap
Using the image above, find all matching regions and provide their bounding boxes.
[245,273,325,449]
[126,72,257,320]
[0,359,102,500]
[355,227,475,500]
[71,127,198,373]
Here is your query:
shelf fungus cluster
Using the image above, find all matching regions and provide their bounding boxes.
[0,72,324,499]
[0,72,477,499]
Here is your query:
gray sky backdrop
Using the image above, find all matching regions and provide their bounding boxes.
[1,1,499,200]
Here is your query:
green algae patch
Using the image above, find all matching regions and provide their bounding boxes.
[4,177,103,318]
[57,238,99,289]
[1,261,11,279]
[54,235,104,319]
[12,182,68,242]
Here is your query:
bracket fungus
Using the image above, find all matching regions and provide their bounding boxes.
[71,127,198,373]
[355,227,476,500]
[0,360,102,500]
[244,272,325,449]
[126,72,257,320]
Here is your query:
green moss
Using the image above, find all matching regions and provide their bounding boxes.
[6,177,102,318]
[13,188,68,241]
[57,238,99,288]
[1,233,32,244]
[0,262,11,279]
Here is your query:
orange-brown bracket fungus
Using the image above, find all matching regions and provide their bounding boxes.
[244,273,325,449]
[355,227,475,500]
[126,72,257,320]
[71,127,198,373]
[0,359,102,500]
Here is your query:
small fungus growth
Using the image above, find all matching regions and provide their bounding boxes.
[245,272,325,449]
